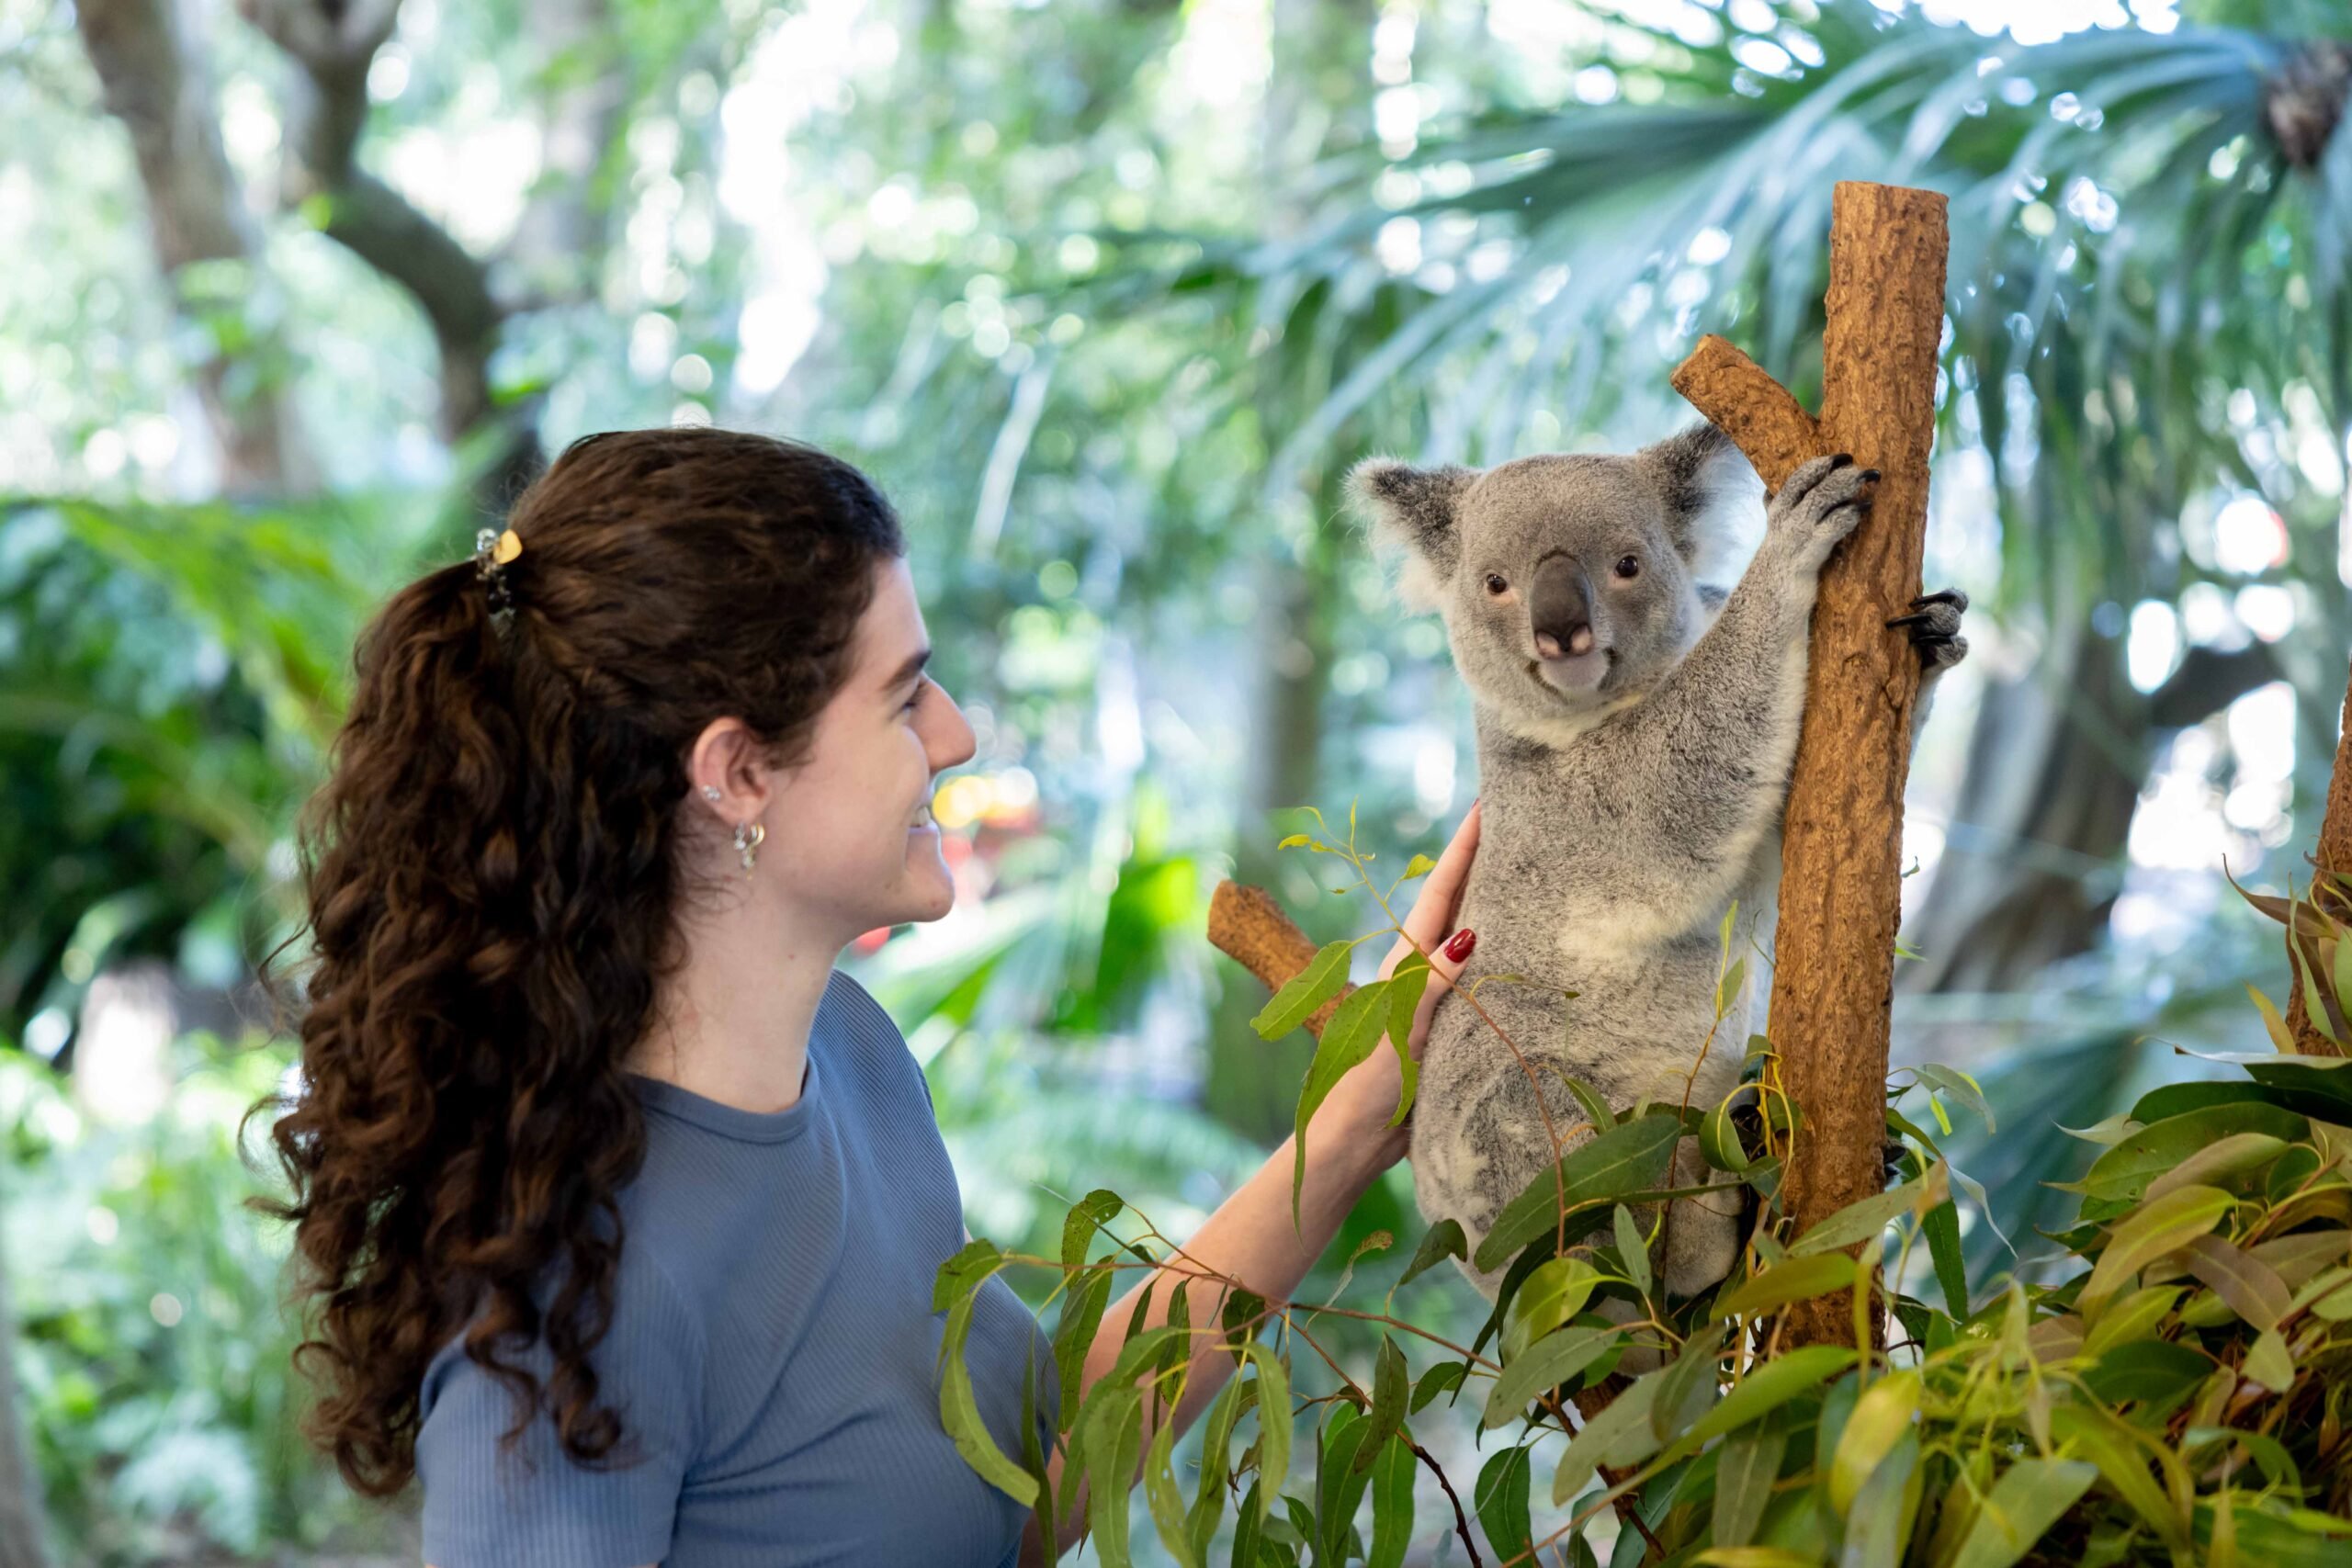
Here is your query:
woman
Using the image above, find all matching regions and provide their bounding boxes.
[254,426,1481,1567]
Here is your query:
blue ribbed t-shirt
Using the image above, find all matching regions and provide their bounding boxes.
[414,968,1059,1567]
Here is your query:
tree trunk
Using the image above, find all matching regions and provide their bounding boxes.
[0,1237,49,1568]
[75,0,309,496]
[1202,0,1363,1147]
[2285,659,2352,1057]
[1672,182,1949,1347]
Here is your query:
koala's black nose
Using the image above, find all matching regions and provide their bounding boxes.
[1529,553,1597,660]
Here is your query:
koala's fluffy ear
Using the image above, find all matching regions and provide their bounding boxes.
[1634,422,1764,582]
[1348,458,1476,614]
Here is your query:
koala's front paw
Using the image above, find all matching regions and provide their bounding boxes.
[1766,452,1878,570]
[1886,588,1969,679]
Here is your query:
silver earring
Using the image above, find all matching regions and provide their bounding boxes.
[733,818,765,876]
[702,784,721,802]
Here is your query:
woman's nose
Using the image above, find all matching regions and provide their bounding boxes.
[931,690,978,768]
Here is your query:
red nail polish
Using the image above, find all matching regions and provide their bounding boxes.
[1442,928,1476,963]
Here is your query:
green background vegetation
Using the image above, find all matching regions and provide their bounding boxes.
[4,0,2350,1557]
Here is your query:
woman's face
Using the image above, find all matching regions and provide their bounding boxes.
[767,555,976,944]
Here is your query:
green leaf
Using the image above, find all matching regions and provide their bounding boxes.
[1062,1189,1125,1270]
[1276,833,1311,849]
[1088,1388,1145,1565]
[2062,1104,2306,1205]
[1711,1414,1788,1550]
[1924,1197,1969,1317]
[1559,1073,1619,1133]
[1475,1446,1534,1564]
[2244,1326,2296,1391]
[940,1288,1040,1506]
[1239,1345,1292,1524]
[1676,1346,1857,1453]
[1145,1408,1202,1568]
[1948,1459,2098,1568]
[1790,1165,1943,1258]
[1053,1268,1115,1429]
[1357,1336,1408,1472]
[1292,979,1394,1225]
[1410,1359,1467,1414]
[1501,1257,1601,1363]
[1402,852,1439,879]
[1713,1254,1859,1323]
[1653,1325,1726,1441]
[2144,1133,2294,1205]
[1701,1092,1753,1173]
[1843,1430,1920,1566]
[2247,984,2295,1052]
[1384,965,1428,1128]
[1912,1064,1995,1133]
[2078,1184,2237,1323]
[932,1235,1007,1314]
[1475,1113,1682,1271]
[1399,1218,1467,1288]
[1614,1204,1653,1300]
[2080,1339,2214,1407]
[1715,955,1747,1016]
[1251,939,1357,1039]
[1186,1371,1249,1559]
[2046,1406,2189,1553]
[2180,1233,2292,1332]
[1828,1369,1919,1517]
[2081,1285,2185,1359]
[1365,1433,1417,1568]
[1316,1404,1374,1566]
[1483,1325,1621,1430]
[1552,1371,1659,1506]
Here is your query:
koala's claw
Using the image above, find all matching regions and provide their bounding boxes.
[1886,588,1970,672]
[1769,453,1877,558]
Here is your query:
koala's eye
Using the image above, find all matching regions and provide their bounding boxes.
[1484,572,1509,596]
[1612,555,1640,581]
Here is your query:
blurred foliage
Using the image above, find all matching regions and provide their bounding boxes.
[6,0,2352,1557]
[1,1032,410,1564]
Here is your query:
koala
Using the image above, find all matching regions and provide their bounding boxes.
[1351,424,1966,1304]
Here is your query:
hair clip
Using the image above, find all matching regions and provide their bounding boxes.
[474,525,523,622]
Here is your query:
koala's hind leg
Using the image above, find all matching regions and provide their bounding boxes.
[1657,1136,1744,1298]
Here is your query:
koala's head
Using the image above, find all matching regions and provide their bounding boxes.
[1350,423,1761,737]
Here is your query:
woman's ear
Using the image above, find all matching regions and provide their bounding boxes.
[1349,458,1476,614]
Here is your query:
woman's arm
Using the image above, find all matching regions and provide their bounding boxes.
[1019,1106,1386,1564]
[1017,802,1478,1565]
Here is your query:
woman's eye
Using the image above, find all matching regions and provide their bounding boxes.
[1485,573,1509,595]
[903,678,926,712]
[1613,555,1640,580]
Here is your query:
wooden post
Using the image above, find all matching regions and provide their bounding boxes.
[1670,181,1949,1346]
[2284,663,2352,1057]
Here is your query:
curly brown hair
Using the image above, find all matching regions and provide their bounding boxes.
[248,427,906,1498]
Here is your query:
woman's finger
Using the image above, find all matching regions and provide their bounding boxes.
[1406,925,1476,1061]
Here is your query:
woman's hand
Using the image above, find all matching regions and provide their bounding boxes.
[1311,799,1481,1178]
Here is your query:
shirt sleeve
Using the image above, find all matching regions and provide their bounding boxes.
[416,1255,706,1568]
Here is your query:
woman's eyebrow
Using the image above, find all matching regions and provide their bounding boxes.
[885,646,932,694]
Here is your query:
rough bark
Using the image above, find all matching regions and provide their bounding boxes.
[236,0,544,509]
[1671,182,1949,1347]
[75,0,308,496]
[2285,660,2352,1057]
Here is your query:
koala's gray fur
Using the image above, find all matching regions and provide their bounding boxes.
[1351,426,1965,1304]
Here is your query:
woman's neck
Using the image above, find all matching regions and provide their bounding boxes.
[624,898,842,1114]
